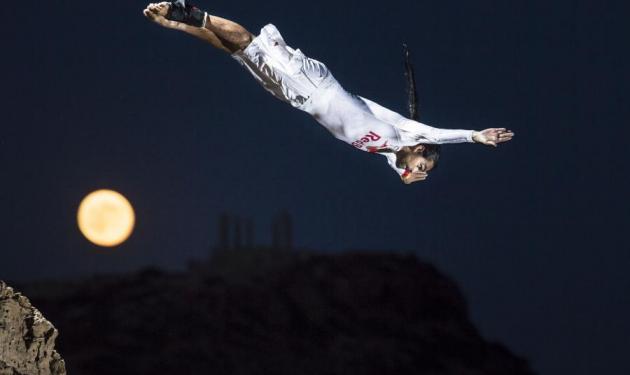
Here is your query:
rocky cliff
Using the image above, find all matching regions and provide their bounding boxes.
[23,251,534,375]
[0,281,66,375]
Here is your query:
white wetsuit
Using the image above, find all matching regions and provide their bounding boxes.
[232,24,475,176]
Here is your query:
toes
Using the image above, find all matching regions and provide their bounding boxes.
[157,3,170,15]
[143,9,156,19]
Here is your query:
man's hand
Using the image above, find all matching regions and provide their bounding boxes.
[472,128,515,147]
[401,171,428,185]
[143,2,180,29]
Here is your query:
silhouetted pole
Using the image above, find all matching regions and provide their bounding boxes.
[218,212,230,250]
[282,211,293,250]
[272,216,280,249]
[234,216,242,249]
[245,218,254,248]
[272,211,293,250]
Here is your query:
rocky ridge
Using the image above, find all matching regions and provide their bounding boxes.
[0,281,66,375]
[23,250,534,375]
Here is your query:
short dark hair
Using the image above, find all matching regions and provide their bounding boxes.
[422,144,441,170]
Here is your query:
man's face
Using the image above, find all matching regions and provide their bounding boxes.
[398,147,435,173]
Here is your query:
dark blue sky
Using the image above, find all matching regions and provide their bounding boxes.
[2,1,629,374]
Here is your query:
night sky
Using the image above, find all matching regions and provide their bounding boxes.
[2,1,629,374]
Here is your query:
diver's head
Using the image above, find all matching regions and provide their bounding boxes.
[395,144,440,173]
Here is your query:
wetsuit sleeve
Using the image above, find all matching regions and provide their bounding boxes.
[396,119,474,144]
[358,96,474,144]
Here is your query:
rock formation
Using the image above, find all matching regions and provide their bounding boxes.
[0,281,66,375]
[24,251,535,375]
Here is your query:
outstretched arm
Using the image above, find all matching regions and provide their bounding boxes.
[360,97,514,146]
[399,119,514,146]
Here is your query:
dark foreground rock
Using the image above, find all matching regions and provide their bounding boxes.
[0,281,66,375]
[24,251,534,375]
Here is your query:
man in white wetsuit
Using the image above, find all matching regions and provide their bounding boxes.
[143,1,514,184]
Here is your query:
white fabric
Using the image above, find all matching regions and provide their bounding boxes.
[232,24,331,108]
[233,24,475,176]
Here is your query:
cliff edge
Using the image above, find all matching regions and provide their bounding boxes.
[0,281,66,375]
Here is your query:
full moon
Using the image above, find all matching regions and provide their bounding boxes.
[77,189,135,247]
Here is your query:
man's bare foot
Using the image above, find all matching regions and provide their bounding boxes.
[143,2,179,29]
[146,2,170,17]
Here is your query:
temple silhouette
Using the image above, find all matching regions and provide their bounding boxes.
[188,210,296,277]
[214,210,293,251]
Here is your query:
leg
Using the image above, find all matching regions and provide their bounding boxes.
[144,2,253,54]
[204,15,254,53]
